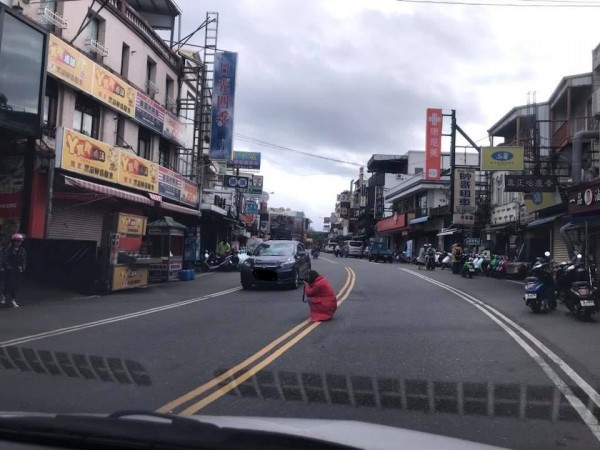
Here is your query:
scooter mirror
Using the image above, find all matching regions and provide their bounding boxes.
[544,251,551,258]
[577,254,583,259]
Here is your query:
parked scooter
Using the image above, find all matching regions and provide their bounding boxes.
[555,254,598,320]
[461,257,476,278]
[202,251,237,272]
[523,251,556,313]
[473,254,485,275]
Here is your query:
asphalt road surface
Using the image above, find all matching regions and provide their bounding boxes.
[1,253,600,449]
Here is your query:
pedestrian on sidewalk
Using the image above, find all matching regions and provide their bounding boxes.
[1,233,27,308]
[304,270,337,322]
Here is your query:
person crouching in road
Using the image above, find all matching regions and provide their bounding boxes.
[1,233,26,308]
[304,270,337,322]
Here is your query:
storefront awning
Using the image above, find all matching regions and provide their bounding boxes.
[409,216,429,225]
[437,229,458,236]
[160,201,201,217]
[64,175,154,206]
[564,214,600,229]
[526,214,563,229]
[200,203,228,216]
[483,224,512,233]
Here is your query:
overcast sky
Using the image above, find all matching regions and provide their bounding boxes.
[176,0,600,230]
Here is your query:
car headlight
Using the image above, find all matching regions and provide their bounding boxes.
[242,260,253,267]
[280,260,295,269]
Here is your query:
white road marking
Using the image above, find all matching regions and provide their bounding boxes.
[505,279,525,285]
[0,287,242,348]
[402,268,600,443]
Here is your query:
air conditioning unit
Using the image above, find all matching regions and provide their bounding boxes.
[39,7,68,29]
[86,38,109,57]
[146,80,159,96]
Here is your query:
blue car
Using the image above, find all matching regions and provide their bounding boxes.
[240,240,312,290]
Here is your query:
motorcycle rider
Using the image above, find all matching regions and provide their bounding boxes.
[426,244,436,270]
[217,240,231,262]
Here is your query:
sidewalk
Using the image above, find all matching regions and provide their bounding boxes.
[0,278,86,309]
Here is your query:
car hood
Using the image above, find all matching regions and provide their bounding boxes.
[250,255,295,265]
[0,412,507,450]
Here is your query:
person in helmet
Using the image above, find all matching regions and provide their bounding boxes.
[1,233,27,308]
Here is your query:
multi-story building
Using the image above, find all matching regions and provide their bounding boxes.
[0,0,242,290]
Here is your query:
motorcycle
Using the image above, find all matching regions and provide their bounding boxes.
[555,254,598,320]
[202,251,238,272]
[425,252,436,271]
[440,252,452,270]
[523,251,556,313]
[473,255,485,275]
[461,257,476,278]
[311,248,320,259]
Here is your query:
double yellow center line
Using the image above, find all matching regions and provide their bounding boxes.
[157,267,356,416]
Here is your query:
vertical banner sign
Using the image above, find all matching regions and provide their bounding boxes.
[453,168,476,213]
[425,108,443,181]
[210,52,238,160]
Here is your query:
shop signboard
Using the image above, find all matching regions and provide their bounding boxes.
[117,213,146,236]
[245,201,258,214]
[112,266,149,291]
[119,151,158,193]
[223,175,249,189]
[181,178,199,207]
[158,166,183,202]
[248,175,263,194]
[465,238,481,247]
[567,179,600,214]
[56,128,119,183]
[453,168,476,214]
[47,34,93,93]
[0,192,21,218]
[453,212,475,225]
[227,151,261,170]
[163,110,186,147]
[135,91,165,133]
[425,108,442,181]
[92,65,136,117]
[481,146,524,171]
[505,175,557,193]
[524,190,562,213]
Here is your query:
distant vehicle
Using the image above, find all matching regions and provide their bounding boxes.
[324,240,337,253]
[341,240,364,258]
[240,240,311,290]
[368,242,394,263]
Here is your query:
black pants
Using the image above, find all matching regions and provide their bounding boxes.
[4,269,20,300]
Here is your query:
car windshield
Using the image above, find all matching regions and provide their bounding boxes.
[254,243,295,256]
[4,2,600,450]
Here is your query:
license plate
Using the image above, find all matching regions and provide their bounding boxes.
[580,300,595,307]
[469,268,475,272]
[525,293,537,299]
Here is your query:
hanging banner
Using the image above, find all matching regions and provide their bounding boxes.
[453,168,476,214]
[210,51,238,160]
[481,146,524,171]
[505,175,558,192]
[47,34,93,93]
[56,128,119,183]
[158,166,183,202]
[425,108,443,181]
[92,64,136,117]
[119,152,158,193]
[524,190,562,212]
[135,91,165,134]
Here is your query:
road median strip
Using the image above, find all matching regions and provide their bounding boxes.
[158,267,356,415]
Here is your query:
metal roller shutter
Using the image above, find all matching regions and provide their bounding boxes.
[47,200,107,244]
[552,220,570,263]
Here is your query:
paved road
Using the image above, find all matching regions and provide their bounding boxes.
[1,254,600,449]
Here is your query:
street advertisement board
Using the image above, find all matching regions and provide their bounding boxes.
[119,151,158,193]
[92,64,136,118]
[481,146,524,171]
[524,190,562,212]
[210,51,238,160]
[135,91,165,133]
[504,175,557,192]
[112,266,149,291]
[425,108,443,181]
[227,151,261,170]
[181,179,199,207]
[47,33,93,93]
[158,166,183,202]
[117,213,147,236]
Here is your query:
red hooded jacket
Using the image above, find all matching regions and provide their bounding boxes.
[304,275,337,322]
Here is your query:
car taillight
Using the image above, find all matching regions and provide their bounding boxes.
[577,288,590,297]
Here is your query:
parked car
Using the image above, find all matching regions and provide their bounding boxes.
[324,240,337,253]
[368,242,394,263]
[240,240,311,290]
[341,240,364,258]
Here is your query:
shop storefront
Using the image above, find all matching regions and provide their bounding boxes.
[374,213,410,252]
[565,180,600,274]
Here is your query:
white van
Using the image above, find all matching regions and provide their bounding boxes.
[342,240,364,258]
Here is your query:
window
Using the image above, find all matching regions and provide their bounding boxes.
[146,58,157,96]
[40,0,58,32]
[72,93,100,138]
[159,138,172,169]
[120,43,130,78]
[115,114,126,146]
[165,76,174,105]
[414,167,423,174]
[137,127,152,159]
